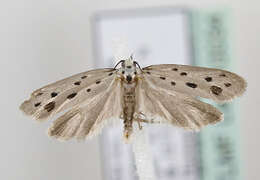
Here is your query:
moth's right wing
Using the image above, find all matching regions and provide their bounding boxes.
[135,76,223,131]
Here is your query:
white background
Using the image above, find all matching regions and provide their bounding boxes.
[0,0,259,180]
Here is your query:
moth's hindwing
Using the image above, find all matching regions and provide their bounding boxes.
[135,77,223,130]
[48,78,123,140]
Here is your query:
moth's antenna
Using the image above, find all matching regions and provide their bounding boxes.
[113,60,124,69]
[133,61,141,69]
[134,61,143,72]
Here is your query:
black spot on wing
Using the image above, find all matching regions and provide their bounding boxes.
[186,82,197,88]
[180,72,187,76]
[108,72,113,76]
[67,93,77,99]
[34,102,41,107]
[74,81,81,86]
[81,75,87,79]
[171,81,176,86]
[224,83,232,87]
[44,101,55,112]
[205,77,212,82]
[210,86,223,95]
[51,92,58,98]
[96,80,101,84]
[219,73,226,77]
[172,68,178,71]
[87,88,91,92]
[160,77,166,80]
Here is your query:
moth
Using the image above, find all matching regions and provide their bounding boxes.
[20,56,246,141]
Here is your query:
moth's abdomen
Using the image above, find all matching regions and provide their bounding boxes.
[122,83,136,140]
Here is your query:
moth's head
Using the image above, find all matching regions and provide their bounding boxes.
[116,56,139,83]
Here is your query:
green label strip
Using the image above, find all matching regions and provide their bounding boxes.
[192,9,242,180]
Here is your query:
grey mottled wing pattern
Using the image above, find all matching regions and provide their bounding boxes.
[142,64,246,103]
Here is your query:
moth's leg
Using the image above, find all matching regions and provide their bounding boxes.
[133,112,145,130]
[138,112,146,117]
[134,111,146,119]
[134,118,161,124]
[133,112,160,129]
[135,118,149,123]
[136,118,143,130]
[134,112,158,123]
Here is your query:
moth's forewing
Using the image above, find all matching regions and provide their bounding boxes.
[20,68,115,121]
[142,64,246,103]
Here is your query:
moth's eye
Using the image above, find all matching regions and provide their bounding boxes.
[134,71,137,75]
[122,71,125,74]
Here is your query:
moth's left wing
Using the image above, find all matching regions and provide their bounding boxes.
[20,68,116,121]
[48,78,123,140]
[20,67,123,140]
[135,77,223,131]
